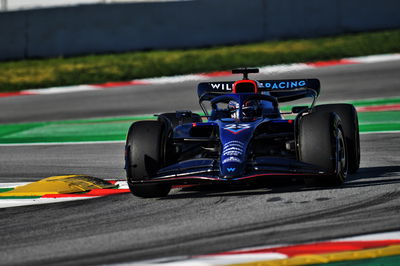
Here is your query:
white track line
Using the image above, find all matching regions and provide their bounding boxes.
[336,231,400,241]
[24,85,102,94]
[347,53,400,63]
[0,140,125,146]
[0,197,99,209]
[125,231,400,266]
[360,131,400,134]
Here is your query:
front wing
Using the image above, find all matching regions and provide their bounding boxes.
[130,157,330,185]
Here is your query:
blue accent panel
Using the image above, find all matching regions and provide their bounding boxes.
[271,120,290,123]
[217,119,263,178]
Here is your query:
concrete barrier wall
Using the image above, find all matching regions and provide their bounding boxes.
[1,0,399,60]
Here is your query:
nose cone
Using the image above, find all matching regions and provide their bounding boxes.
[220,140,246,178]
[218,120,256,179]
[221,162,245,178]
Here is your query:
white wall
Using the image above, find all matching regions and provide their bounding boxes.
[0,0,173,12]
[0,0,399,60]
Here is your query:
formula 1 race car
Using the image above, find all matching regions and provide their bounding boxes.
[125,68,360,198]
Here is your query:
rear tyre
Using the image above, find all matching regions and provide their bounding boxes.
[125,121,171,198]
[314,104,360,173]
[298,111,348,186]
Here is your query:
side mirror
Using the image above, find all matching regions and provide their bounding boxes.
[176,110,195,125]
[291,106,309,114]
[176,110,193,119]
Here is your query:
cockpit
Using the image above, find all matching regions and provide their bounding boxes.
[210,94,281,121]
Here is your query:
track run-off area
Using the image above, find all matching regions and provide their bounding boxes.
[0,55,399,265]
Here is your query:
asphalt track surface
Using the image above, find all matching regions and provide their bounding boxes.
[0,61,399,265]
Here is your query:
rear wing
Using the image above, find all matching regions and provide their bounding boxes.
[197,79,320,103]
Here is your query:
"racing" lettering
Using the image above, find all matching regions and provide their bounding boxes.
[264,80,306,90]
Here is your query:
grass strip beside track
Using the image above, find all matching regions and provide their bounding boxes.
[0,115,152,143]
[313,254,400,266]
[1,29,400,92]
[279,98,400,112]
[0,99,398,144]
[348,98,400,107]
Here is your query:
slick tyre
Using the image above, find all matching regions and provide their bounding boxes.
[127,182,171,199]
[299,111,348,186]
[125,121,171,198]
[314,104,360,173]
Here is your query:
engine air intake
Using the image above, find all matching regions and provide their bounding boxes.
[233,80,259,93]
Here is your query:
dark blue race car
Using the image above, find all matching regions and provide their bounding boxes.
[125,68,360,198]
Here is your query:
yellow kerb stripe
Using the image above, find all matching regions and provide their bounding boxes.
[228,244,400,266]
[0,175,116,196]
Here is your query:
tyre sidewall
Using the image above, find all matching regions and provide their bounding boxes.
[126,121,165,181]
[314,104,360,173]
[298,111,347,185]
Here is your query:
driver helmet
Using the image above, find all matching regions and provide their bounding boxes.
[242,100,260,119]
[228,100,260,120]
[228,100,240,119]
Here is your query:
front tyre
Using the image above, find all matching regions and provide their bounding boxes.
[125,121,171,198]
[128,182,171,198]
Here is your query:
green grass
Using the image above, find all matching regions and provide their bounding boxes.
[1,29,400,92]
[313,254,400,266]
[0,188,14,193]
